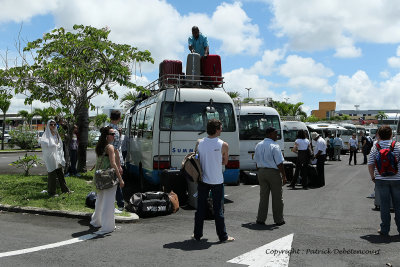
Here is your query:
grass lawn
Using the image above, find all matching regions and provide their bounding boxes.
[0,171,130,216]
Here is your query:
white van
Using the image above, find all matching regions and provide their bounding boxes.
[338,123,357,152]
[307,123,347,152]
[122,78,240,190]
[281,121,309,162]
[236,105,283,171]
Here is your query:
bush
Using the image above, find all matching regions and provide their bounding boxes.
[9,126,38,149]
[9,153,43,176]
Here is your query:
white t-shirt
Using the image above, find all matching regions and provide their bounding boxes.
[295,138,310,150]
[198,137,224,184]
[314,137,327,156]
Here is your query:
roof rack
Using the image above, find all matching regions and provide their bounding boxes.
[144,74,225,95]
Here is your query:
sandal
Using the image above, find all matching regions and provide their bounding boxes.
[221,236,235,243]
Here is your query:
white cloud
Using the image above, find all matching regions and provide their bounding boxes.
[388,57,400,68]
[335,70,400,110]
[0,0,59,24]
[248,48,285,76]
[223,67,302,103]
[279,55,334,93]
[269,0,400,57]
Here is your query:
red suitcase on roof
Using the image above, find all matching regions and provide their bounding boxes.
[159,60,182,86]
[201,55,222,87]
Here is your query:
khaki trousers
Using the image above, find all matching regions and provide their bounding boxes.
[257,168,284,223]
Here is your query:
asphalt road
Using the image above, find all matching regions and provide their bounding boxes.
[0,150,97,175]
[1,154,399,266]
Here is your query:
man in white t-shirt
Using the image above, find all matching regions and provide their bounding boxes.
[193,119,234,242]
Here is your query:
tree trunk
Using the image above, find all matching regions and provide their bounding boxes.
[77,104,89,173]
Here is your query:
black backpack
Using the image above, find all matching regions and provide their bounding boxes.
[85,191,97,208]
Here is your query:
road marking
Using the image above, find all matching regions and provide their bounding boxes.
[251,185,259,188]
[0,234,97,258]
[228,233,294,267]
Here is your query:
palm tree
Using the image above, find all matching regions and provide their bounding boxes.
[17,110,35,128]
[375,111,388,124]
[33,107,56,130]
[227,91,240,99]
[0,95,11,150]
[120,91,138,110]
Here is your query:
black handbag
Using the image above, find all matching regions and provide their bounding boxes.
[94,149,119,190]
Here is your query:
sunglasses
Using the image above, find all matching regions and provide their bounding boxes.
[50,123,56,126]
[107,133,115,136]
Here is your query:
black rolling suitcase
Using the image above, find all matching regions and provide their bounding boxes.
[307,164,319,187]
[283,161,294,182]
[160,169,188,205]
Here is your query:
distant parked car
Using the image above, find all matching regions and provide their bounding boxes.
[89,130,101,146]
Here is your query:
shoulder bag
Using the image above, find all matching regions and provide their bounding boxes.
[94,146,119,190]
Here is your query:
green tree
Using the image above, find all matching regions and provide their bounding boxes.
[33,107,56,130]
[303,115,320,122]
[0,93,11,150]
[375,111,388,124]
[94,114,109,129]
[227,91,240,99]
[17,110,35,128]
[120,91,138,110]
[242,97,255,104]
[273,100,307,118]
[6,25,153,172]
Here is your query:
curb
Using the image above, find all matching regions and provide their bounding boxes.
[0,204,139,223]
[0,148,95,154]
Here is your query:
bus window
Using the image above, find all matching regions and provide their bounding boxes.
[239,115,281,140]
[131,112,138,137]
[136,108,146,137]
[144,103,156,138]
[283,130,298,142]
[160,102,236,132]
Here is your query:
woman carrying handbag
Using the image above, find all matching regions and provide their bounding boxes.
[90,126,124,235]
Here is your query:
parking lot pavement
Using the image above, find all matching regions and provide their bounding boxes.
[1,154,399,266]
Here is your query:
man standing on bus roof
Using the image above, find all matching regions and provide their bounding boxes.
[254,126,286,226]
[193,119,234,242]
[188,26,209,57]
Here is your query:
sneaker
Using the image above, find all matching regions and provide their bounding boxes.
[117,207,124,212]
[191,234,200,241]
[114,208,123,214]
[275,221,286,226]
[221,236,235,243]
[256,221,265,225]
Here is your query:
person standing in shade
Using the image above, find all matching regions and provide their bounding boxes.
[193,119,235,242]
[108,110,124,213]
[90,126,124,235]
[289,130,312,189]
[368,125,400,236]
[333,134,343,161]
[348,133,358,165]
[254,126,287,226]
[40,119,71,196]
[188,26,209,57]
[66,125,80,177]
[311,132,327,187]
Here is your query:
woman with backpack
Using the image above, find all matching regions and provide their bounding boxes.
[368,125,400,236]
[90,126,124,235]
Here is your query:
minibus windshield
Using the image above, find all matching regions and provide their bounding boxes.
[160,102,236,132]
[239,115,281,140]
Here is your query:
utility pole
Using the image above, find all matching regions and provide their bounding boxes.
[284,97,289,103]
[245,88,251,98]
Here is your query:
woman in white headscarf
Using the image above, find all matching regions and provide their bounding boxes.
[40,119,71,196]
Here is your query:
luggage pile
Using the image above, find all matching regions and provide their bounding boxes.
[158,53,223,88]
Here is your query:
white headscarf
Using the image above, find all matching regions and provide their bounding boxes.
[40,119,65,172]
[41,119,61,147]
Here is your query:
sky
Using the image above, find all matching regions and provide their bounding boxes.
[1,0,400,116]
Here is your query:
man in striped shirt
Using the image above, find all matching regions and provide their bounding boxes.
[368,125,400,236]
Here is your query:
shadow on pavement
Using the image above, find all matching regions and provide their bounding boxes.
[163,239,219,251]
[241,222,278,231]
[360,234,400,244]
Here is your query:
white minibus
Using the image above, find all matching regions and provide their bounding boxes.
[338,123,357,152]
[236,105,283,171]
[122,77,240,191]
[281,121,309,162]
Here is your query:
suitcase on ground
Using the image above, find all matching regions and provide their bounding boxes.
[126,192,172,217]
[307,164,319,187]
[283,161,294,182]
[160,169,188,205]
[159,60,182,86]
[186,53,201,85]
[374,185,393,210]
[201,55,222,87]
[241,170,258,185]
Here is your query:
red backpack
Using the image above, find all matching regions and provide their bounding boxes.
[375,141,398,176]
